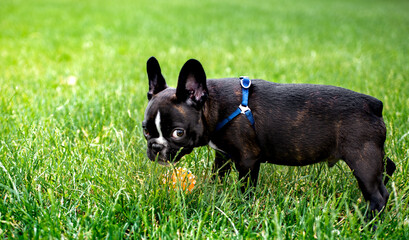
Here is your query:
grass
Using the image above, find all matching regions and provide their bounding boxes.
[1,0,408,238]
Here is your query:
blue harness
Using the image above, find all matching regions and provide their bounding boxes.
[215,76,255,131]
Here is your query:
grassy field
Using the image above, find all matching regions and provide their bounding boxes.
[1,0,408,238]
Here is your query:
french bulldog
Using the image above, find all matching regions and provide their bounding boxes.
[142,56,396,219]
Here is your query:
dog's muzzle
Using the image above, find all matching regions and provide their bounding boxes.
[151,143,165,155]
[147,139,169,164]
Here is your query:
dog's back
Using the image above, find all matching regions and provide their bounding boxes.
[208,79,386,166]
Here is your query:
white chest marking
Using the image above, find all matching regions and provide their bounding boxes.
[155,111,166,145]
[209,141,226,153]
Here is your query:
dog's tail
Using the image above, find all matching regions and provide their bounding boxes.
[384,157,396,185]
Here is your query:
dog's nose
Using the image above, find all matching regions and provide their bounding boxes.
[152,143,164,154]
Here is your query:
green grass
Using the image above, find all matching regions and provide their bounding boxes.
[1,0,408,238]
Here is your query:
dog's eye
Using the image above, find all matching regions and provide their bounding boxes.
[143,127,150,138]
[171,129,185,139]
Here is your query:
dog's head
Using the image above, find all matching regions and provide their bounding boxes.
[142,57,209,164]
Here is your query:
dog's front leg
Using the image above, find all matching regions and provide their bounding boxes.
[234,149,261,193]
[212,150,232,182]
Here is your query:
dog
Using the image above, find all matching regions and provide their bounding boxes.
[142,56,396,219]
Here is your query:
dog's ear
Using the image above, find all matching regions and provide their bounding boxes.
[176,59,208,108]
[147,56,167,100]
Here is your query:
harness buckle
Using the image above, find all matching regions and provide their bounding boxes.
[239,104,250,114]
[240,76,251,89]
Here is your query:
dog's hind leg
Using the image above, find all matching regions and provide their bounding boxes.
[343,141,390,220]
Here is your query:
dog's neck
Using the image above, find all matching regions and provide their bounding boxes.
[201,81,227,143]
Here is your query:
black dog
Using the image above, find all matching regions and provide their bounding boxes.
[142,57,395,219]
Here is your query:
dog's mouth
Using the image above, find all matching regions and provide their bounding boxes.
[154,154,183,165]
[147,146,191,165]
[156,159,174,166]
[148,151,183,165]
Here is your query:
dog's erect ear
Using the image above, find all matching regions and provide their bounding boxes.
[147,56,167,100]
[176,59,208,108]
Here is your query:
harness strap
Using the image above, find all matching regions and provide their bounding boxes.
[215,76,255,131]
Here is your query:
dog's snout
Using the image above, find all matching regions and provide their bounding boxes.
[152,143,164,154]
